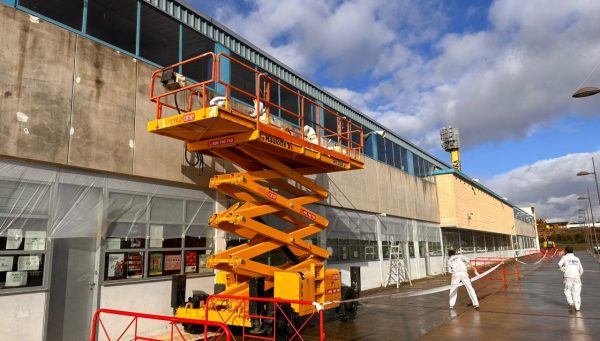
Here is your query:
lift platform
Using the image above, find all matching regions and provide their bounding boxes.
[148,52,364,337]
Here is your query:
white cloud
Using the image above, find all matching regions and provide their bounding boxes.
[484,151,600,221]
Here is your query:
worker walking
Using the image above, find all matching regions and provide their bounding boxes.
[447,249,479,309]
[558,246,584,311]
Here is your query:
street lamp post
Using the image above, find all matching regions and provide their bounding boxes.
[579,208,592,254]
[578,190,599,257]
[577,156,600,216]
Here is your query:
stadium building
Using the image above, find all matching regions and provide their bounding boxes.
[0,1,538,340]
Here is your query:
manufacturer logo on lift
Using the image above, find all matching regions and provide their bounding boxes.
[261,134,292,150]
[207,137,234,147]
[332,159,345,168]
[331,274,339,280]
[300,208,317,221]
[257,187,278,201]
[166,113,196,126]
[325,288,341,294]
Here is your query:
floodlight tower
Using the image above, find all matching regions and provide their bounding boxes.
[440,126,461,171]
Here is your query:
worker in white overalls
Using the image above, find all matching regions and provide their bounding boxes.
[447,249,479,310]
[558,246,584,311]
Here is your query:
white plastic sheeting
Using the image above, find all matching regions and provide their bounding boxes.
[0,159,215,242]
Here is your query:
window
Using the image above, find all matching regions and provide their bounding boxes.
[326,208,377,263]
[103,192,214,281]
[393,143,403,170]
[279,81,300,124]
[139,3,179,66]
[412,154,420,176]
[474,232,487,252]
[418,241,427,258]
[182,26,215,82]
[19,0,84,30]
[323,106,339,143]
[427,227,442,257]
[363,127,374,158]
[408,241,415,258]
[87,0,137,53]
[443,229,459,254]
[376,135,386,162]
[0,180,50,290]
[401,147,409,173]
[229,53,256,106]
[385,139,394,166]
[459,230,474,253]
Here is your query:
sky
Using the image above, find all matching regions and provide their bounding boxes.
[187,0,600,222]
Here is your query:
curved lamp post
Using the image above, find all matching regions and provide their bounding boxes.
[578,191,599,257]
[572,86,600,98]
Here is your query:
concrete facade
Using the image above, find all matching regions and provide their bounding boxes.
[0,6,440,222]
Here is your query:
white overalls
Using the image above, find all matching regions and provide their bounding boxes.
[558,253,584,310]
[447,255,479,308]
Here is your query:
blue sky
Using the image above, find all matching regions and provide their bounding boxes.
[187,0,600,221]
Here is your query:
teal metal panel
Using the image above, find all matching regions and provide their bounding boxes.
[1,0,16,6]
[406,150,415,175]
[216,43,229,95]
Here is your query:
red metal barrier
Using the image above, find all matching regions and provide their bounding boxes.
[90,308,233,341]
[470,257,522,288]
[204,294,326,341]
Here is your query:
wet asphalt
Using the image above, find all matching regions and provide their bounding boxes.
[302,251,600,341]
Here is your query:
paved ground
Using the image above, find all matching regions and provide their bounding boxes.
[303,251,600,341]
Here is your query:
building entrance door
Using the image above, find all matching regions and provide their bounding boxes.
[45,181,102,341]
[46,237,98,341]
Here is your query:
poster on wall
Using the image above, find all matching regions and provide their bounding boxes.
[17,255,40,271]
[106,238,121,250]
[149,253,163,275]
[24,231,46,251]
[164,254,181,271]
[127,252,144,278]
[5,271,28,287]
[0,256,14,271]
[185,251,197,273]
[107,253,125,279]
[149,225,164,248]
[6,229,23,250]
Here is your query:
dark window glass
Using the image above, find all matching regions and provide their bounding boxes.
[139,4,179,66]
[401,147,409,172]
[87,0,137,53]
[363,127,374,158]
[182,26,214,82]
[229,53,256,105]
[385,139,394,166]
[20,0,84,30]
[279,81,299,123]
[393,143,402,169]
[413,154,421,176]
[323,106,339,143]
[266,81,280,117]
[376,135,386,162]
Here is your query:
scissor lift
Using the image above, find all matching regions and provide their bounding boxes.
[147,52,364,336]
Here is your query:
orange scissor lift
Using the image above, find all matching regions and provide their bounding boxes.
[147,52,364,338]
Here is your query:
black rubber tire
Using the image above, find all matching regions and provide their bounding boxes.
[182,323,205,335]
[335,286,358,322]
